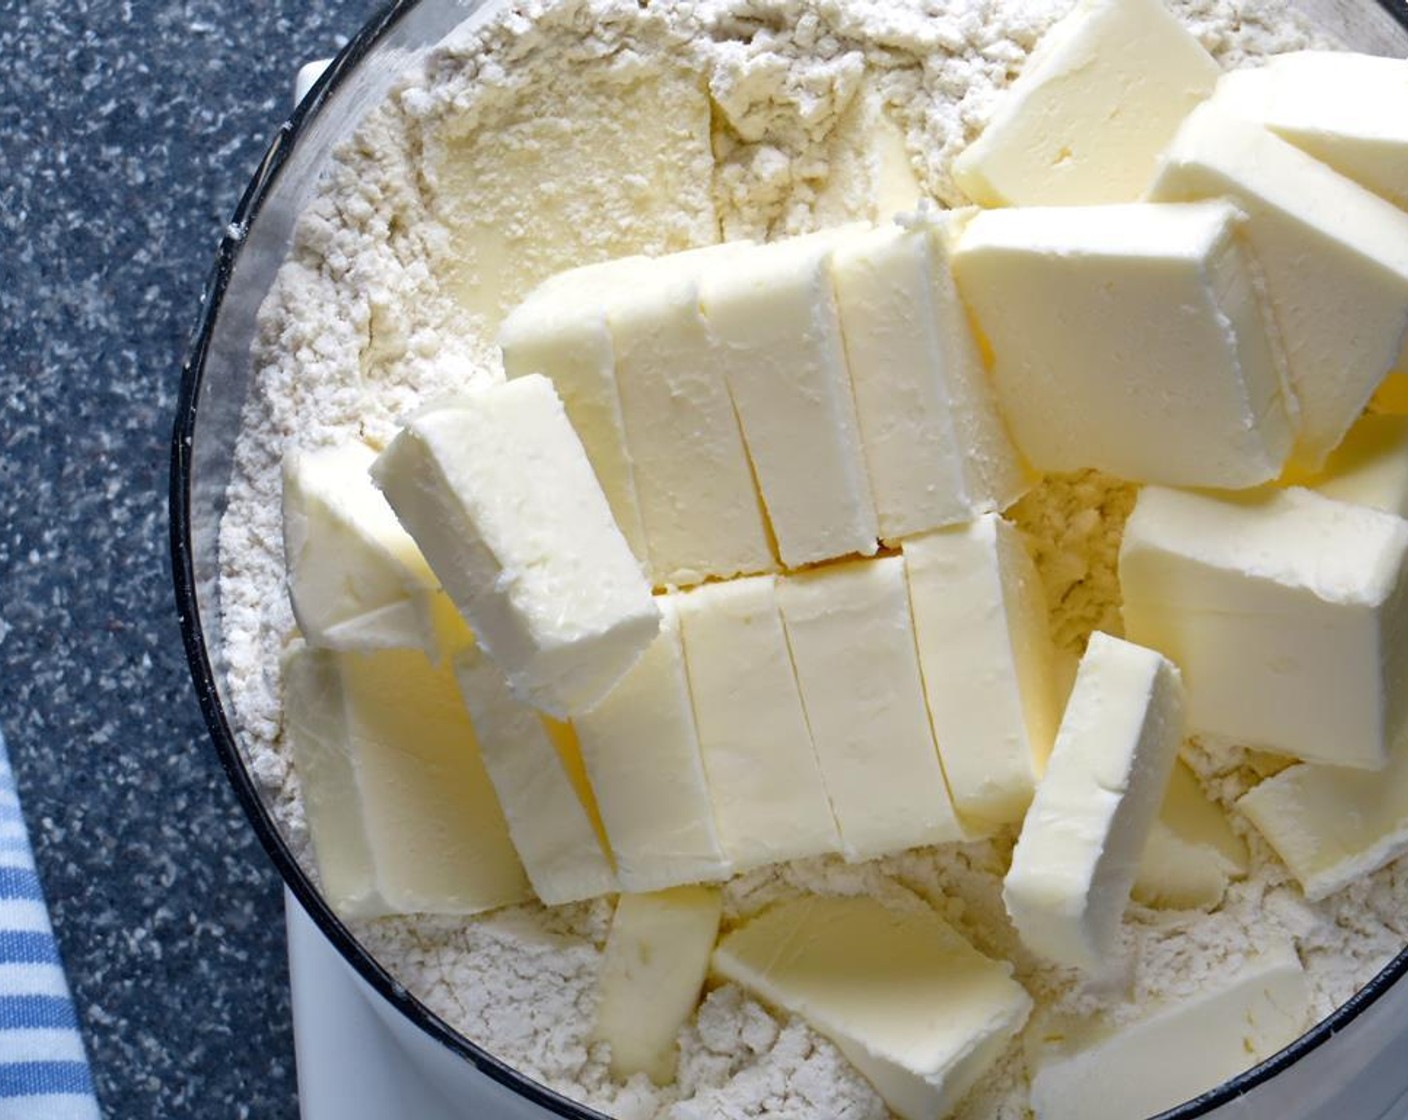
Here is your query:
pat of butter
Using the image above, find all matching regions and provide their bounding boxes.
[713,895,1033,1120]
[499,257,654,564]
[1150,103,1408,468]
[1120,485,1408,770]
[608,243,778,586]
[453,643,617,905]
[282,442,445,655]
[701,229,880,567]
[951,0,1219,206]
[594,887,723,1084]
[1133,758,1248,910]
[675,576,842,869]
[903,514,1061,829]
[1029,943,1309,1120]
[831,214,1029,542]
[779,557,965,861]
[1239,744,1408,901]
[1210,52,1408,211]
[1305,413,1408,520]
[1005,633,1185,974]
[282,641,531,918]
[814,88,925,226]
[573,596,731,893]
[952,200,1295,488]
[372,375,660,718]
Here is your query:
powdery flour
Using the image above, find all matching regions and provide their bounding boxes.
[216,0,1408,1115]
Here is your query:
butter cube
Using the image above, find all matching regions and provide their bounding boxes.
[676,576,842,869]
[453,644,617,905]
[713,895,1032,1120]
[607,243,778,586]
[814,88,925,226]
[1132,758,1247,910]
[282,641,531,918]
[573,596,730,893]
[372,375,660,718]
[1210,52,1408,211]
[1306,413,1408,519]
[953,200,1295,488]
[1150,103,1408,468]
[831,214,1029,542]
[594,887,723,1083]
[282,443,444,655]
[779,557,965,861]
[1005,633,1185,974]
[1120,486,1408,770]
[701,230,880,567]
[951,0,1219,206]
[1239,745,1408,901]
[1029,943,1309,1120]
[903,514,1061,829]
[499,257,654,563]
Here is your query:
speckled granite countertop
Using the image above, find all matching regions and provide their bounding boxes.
[1,3,376,1115]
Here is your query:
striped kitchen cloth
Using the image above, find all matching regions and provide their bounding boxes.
[0,731,100,1120]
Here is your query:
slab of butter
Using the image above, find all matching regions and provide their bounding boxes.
[713,895,1033,1120]
[779,556,965,860]
[1304,413,1408,520]
[1005,633,1185,974]
[372,375,660,718]
[1239,744,1408,901]
[1150,102,1408,469]
[951,0,1219,206]
[952,199,1295,488]
[814,86,925,226]
[1210,51,1408,210]
[903,514,1061,829]
[700,229,880,567]
[282,442,445,655]
[573,596,731,893]
[1028,942,1309,1120]
[675,576,842,869]
[608,243,778,586]
[1120,485,1408,770]
[499,256,655,564]
[282,641,530,918]
[1133,758,1247,910]
[594,887,722,1083]
[453,643,617,905]
[831,214,1029,542]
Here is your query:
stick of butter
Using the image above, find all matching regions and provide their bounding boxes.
[713,895,1032,1120]
[1210,51,1408,211]
[676,576,842,869]
[1239,743,1408,901]
[1028,943,1309,1120]
[1304,413,1408,520]
[593,887,723,1084]
[1005,633,1185,974]
[1120,485,1408,770]
[1132,758,1247,910]
[831,213,1029,542]
[779,556,966,861]
[282,641,531,919]
[903,514,1060,829]
[1150,103,1408,468]
[453,644,617,906]
[952,199,1295,488]
[573,596,731,893]
[372,375,660,718]
[951,0,1219,206]
[700,229,880,568]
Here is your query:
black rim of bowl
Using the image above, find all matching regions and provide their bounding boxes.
[170,2,1408,1117]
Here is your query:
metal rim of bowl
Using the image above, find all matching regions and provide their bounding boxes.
[169,2,1408,1117]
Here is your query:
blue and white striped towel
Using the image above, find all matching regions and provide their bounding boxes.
[0,732,100,1120]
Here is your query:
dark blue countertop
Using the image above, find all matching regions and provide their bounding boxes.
[1,2,377,1115]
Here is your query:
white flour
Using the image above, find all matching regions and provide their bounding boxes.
[214,0,1405,1116]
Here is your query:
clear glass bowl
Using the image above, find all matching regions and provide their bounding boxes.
[170,1,1408,1116]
